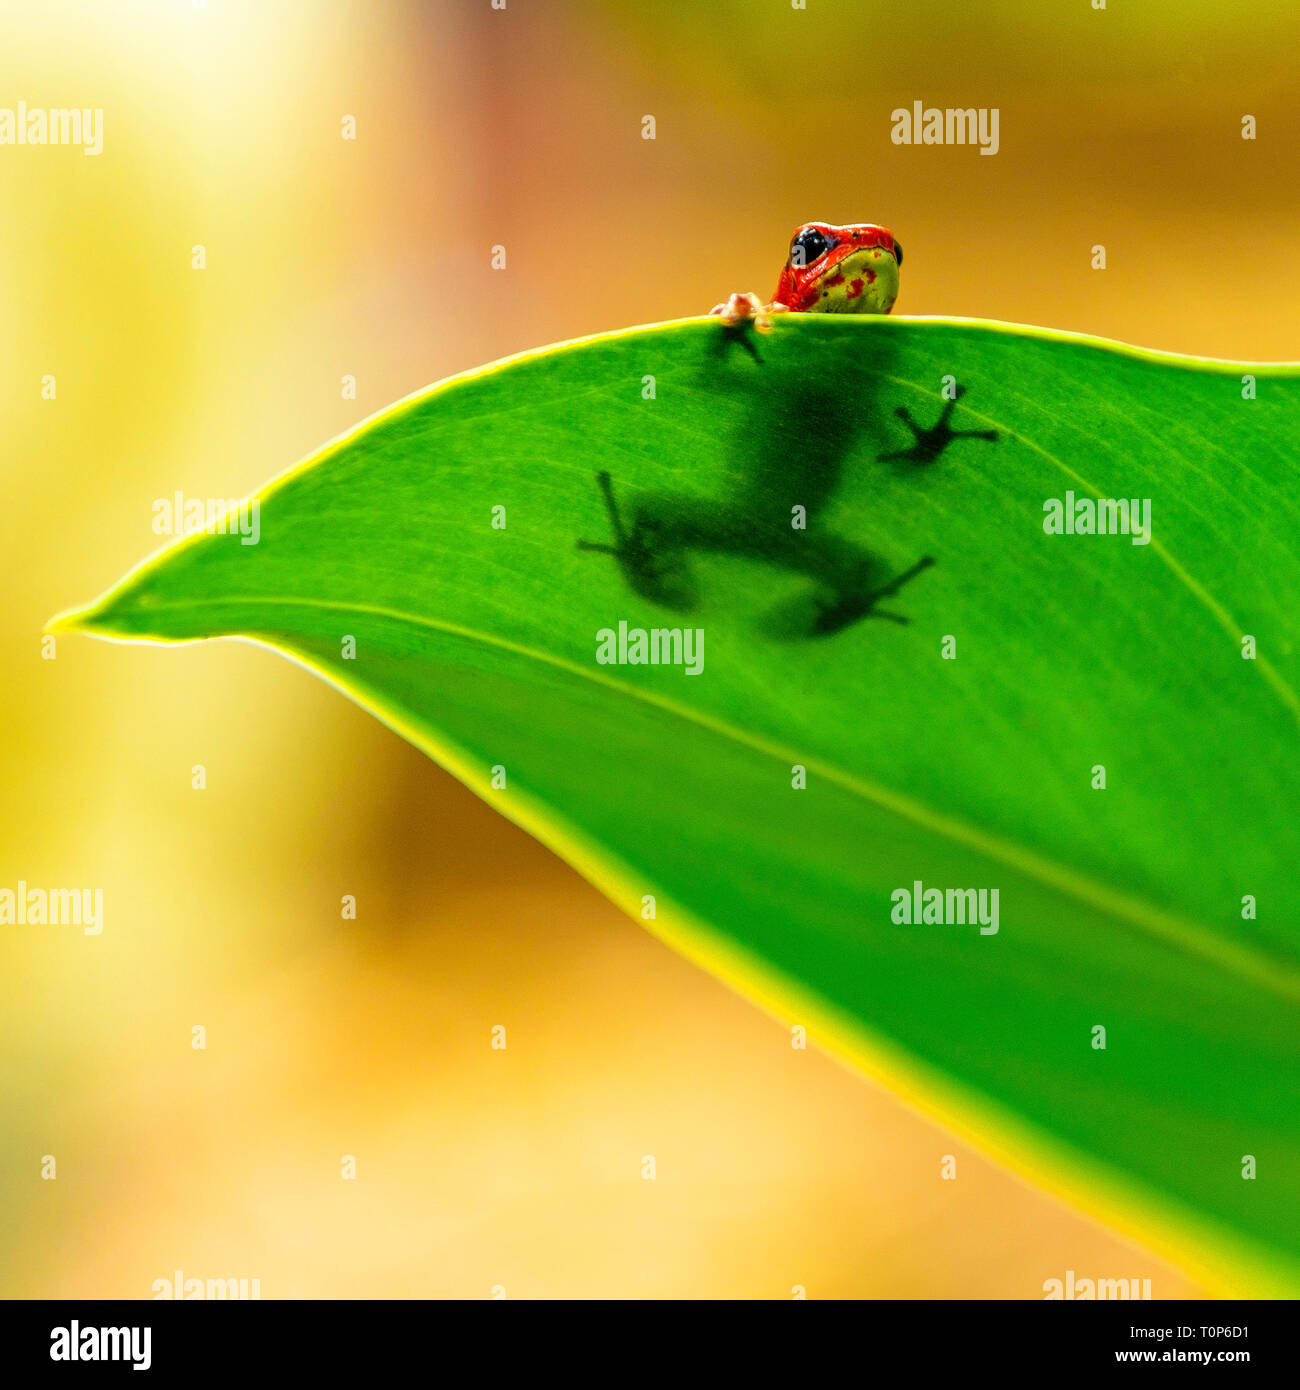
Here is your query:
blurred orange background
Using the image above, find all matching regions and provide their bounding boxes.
[4,0,1297,1297]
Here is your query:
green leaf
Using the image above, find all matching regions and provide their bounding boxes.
[53,316,1300,1293]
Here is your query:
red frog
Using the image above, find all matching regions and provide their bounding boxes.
[711,221,902,331]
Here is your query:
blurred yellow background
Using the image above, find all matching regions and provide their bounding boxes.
[4,0,1297,1297]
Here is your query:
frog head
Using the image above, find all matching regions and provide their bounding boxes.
[772,222,902,315]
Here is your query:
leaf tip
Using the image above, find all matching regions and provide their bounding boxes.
[46,590,135,640]
[45,604,95,636]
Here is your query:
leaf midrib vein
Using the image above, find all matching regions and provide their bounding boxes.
[129,591,1300,1005]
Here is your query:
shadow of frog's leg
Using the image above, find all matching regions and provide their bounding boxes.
[877,385,999,464]
[577,473,934,636]
[576,471,699,611]
[808,552,935,635]
[766,526,935,634]
[680,516,937,638]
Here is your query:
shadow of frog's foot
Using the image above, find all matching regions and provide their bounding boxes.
[877,385,999,465]
[810,554,936,636]
[576,471,698,611]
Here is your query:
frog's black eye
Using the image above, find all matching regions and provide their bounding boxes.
[892,239,903,266]
[790,227,833,268]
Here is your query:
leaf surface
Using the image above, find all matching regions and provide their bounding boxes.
[56,316,1300,1291]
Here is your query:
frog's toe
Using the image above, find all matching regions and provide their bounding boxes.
[711,291,767,329]
[753,301,791,333]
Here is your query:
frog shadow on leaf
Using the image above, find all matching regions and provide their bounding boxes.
[576,328,996,638]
